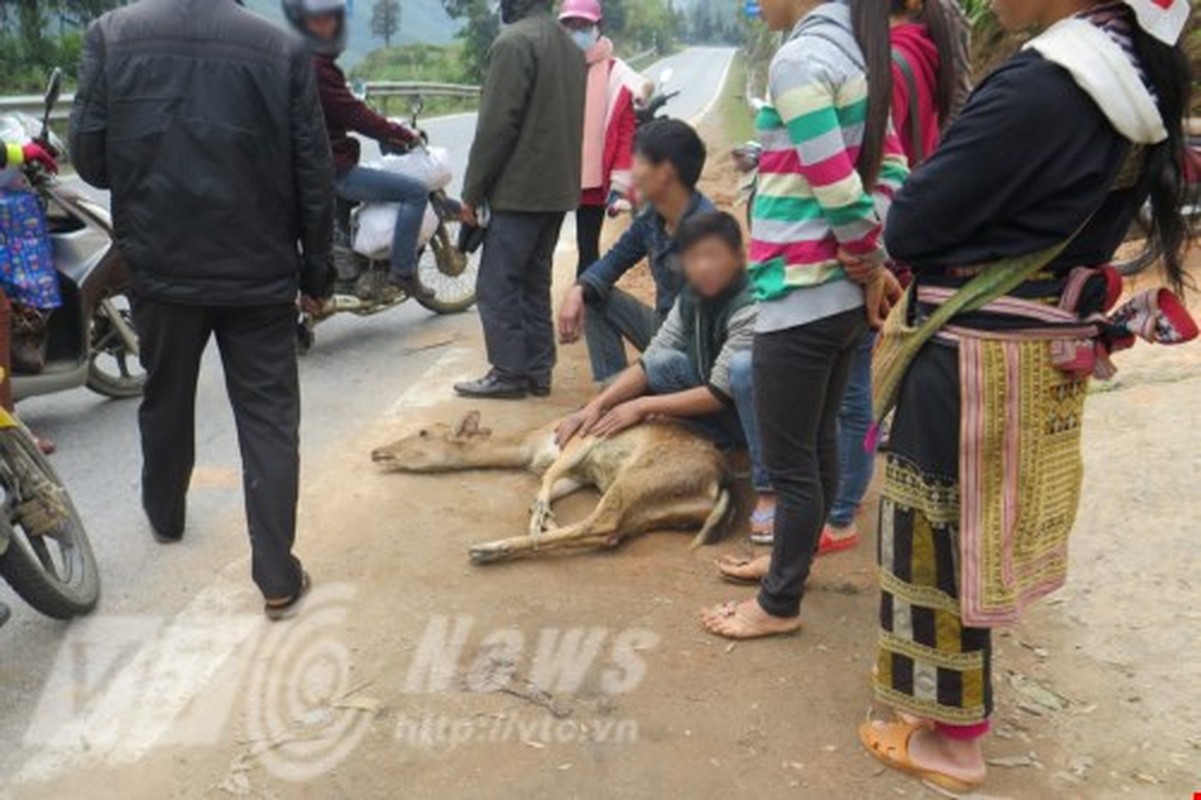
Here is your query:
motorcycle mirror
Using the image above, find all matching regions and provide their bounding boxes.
[410,95,425,127]
[658,67,674,88]
[41,68,64,139]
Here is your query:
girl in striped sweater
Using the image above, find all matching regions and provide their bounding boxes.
[703,0,907,640]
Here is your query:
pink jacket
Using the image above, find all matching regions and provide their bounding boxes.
[890,22,942,165]
[581,59,638,206]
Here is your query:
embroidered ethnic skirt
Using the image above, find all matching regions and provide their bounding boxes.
[873,333,1088,726]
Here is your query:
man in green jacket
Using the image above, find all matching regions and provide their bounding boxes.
[456,0,586,399]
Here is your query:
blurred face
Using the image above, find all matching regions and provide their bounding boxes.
[682,236,744,298]
[304,12,341,42]
[632,152,678,205]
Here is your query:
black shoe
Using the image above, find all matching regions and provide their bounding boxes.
[388,273,435,302]
[265,570,311,622]
[0,601,10,629]
[528,377,552,397]
[454,371,529,400]
[152,526,183,545]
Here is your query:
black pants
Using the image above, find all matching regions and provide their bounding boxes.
[755,308,866,618]
[575,204,606,278]
[133,298,303,600]
[476,211,565,383]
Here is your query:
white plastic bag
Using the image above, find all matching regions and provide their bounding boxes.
[375,146,453,191]
[353,203,398,258]
[353,204,440,258]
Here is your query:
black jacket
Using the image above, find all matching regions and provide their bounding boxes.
[69,0,334,304]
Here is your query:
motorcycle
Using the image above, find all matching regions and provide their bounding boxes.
[298,98,479,352]
[0,69,144,402]
[635,67,679,128]
[1113,127,1201,276]
[0,70,103,620]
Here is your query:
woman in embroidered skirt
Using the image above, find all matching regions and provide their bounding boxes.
[859,0,1196,790]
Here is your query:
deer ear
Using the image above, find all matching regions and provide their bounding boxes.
[454,410,482,439]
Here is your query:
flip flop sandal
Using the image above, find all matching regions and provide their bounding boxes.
[857,720,982,794]
[817,526,859,557]
[748,508,776,546]
[265,571,312,622]
[700,600,803,641]
[714,554,768,586]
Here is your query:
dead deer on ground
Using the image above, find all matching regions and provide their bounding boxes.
[371,411,734,564]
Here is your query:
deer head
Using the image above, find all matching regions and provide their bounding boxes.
[371,411,497,473]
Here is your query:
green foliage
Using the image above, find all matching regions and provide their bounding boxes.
[370,0,402,47]
[681,0,745,46]
[439,0,499,84]
[0,0,121,93]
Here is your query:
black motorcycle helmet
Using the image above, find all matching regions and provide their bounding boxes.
[281,0,349,56]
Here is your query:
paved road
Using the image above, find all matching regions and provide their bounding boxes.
[0,46,736,781]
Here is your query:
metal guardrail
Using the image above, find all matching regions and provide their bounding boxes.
[0,94,73,123]
[363,81,480,102]
[626,47,659,70]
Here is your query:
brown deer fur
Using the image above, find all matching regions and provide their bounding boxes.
[371,411,733,564]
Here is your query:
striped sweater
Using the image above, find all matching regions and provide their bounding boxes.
[750,0,909,331]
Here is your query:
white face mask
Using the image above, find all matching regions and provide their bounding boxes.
[570,26,599,51]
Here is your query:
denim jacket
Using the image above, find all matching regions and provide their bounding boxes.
[578,191,716,316]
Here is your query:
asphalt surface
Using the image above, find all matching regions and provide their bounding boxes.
[0,46,736,781]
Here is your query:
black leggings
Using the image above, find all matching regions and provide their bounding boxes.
[754,307,867,618]
[575,204,607,277]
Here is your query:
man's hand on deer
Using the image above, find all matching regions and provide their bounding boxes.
[558,285,587,344]
[592,399,649,439]
[556,401,605,447]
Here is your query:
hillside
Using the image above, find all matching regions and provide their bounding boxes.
[242,0,460,67]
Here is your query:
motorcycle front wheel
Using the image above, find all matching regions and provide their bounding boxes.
[0,426,100,618]
[415,220,479,315]
[87,292,146,399]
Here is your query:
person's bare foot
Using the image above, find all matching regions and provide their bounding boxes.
[907,727,987,787]
[714,553,770,584]
[700,598,802,640]
[748,492,777,544]
[860,720,986,790]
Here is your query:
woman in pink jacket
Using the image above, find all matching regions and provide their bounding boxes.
[559,0,641,276]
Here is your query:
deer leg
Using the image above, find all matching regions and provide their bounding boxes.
[475,472,722,564]
[527,453,590,538]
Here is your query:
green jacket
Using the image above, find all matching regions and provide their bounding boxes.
[642,274,757,401]
[462,0,586,213]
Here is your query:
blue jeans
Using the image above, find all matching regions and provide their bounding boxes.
[336,166,428,279]
[828,330,877,527]
[584,289,664,383]
[642,348,770,491]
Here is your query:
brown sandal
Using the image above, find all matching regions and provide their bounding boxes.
[265,571,311,622]
[858,721,983,793]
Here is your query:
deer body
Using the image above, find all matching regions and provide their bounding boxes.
[371,413,733,564]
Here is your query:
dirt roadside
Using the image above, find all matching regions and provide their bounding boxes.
[10,67,1201,800]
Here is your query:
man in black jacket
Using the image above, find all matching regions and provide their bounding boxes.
[69,0,334,619]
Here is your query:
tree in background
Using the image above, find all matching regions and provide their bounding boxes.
[440,0,498,83]
[370,0,401,47]
[0,0,124,92]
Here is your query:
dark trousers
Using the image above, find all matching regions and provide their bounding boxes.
[133,298,303,600]
[476,211,565,383]
[755,308,866,618]
[575,204,606,278]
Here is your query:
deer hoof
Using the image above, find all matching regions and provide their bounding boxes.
[527,501,555,537]
[470,542,512,565]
